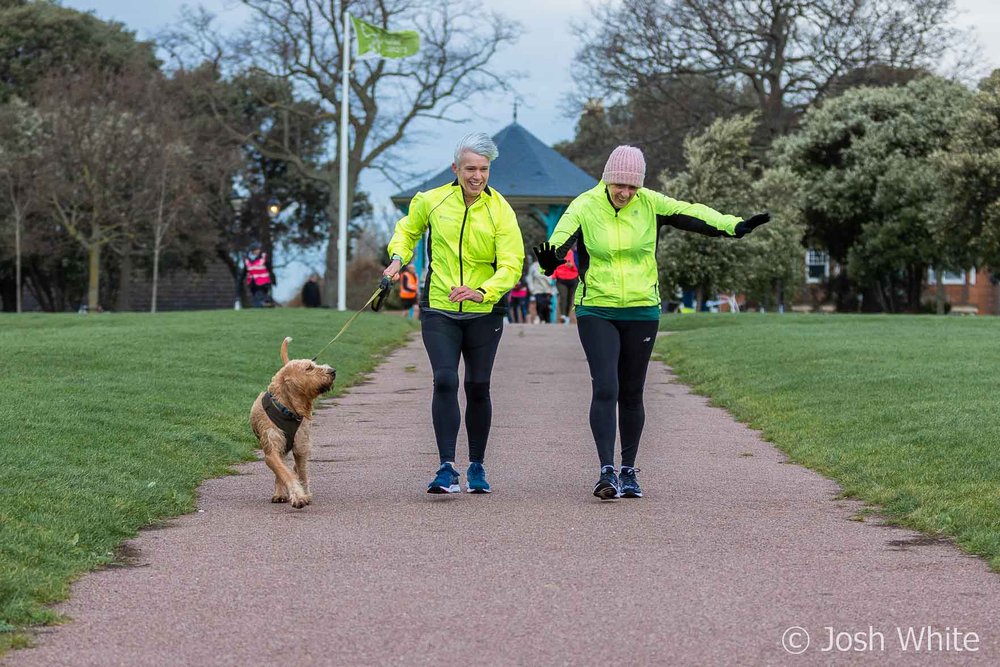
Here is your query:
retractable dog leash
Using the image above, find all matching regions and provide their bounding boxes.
[311,276,393,362]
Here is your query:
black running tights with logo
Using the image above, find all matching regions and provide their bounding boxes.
[576,316,659,468]
[421,311,504,464]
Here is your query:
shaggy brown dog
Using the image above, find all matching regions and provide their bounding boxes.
[249,337,336,508]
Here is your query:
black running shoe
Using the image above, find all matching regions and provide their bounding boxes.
[619,466,643,498]
[593,466,620,499]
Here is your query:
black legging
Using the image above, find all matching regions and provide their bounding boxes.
[576,316,659,468]
[535,294,552,323]
[421,311,504,464]
[556,278,578,317]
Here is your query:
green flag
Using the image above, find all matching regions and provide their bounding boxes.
[351,16,420,59]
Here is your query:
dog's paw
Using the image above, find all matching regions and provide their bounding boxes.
[290,496,308,509]
[302,494,312,505]
[271,494,289,503]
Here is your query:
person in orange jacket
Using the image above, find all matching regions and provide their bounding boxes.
[398,263,419,318]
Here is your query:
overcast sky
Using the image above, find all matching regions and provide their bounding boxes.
[59,0,1000,298]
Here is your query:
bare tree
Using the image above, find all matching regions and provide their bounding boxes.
[144,133,202,313]
[574,0,970,139]
[0,97,42,312]
[164,0,521,306]
[158,66,249,303]
[35,66,157,311]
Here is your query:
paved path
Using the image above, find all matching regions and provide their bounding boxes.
[8,324,1000,666]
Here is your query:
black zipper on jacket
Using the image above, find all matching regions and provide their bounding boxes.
[457,205,470,313]
[584,187,625,307]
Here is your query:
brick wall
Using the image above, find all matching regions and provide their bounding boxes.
[926,268,999,315]
[7,257,238,312]
[128,258,238,312]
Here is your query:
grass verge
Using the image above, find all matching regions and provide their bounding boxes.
[0,308,414,653]
[657,313,1000,570]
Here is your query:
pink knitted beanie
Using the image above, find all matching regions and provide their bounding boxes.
[602,145,646,187]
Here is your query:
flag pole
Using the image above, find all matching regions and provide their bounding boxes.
[337,11,350,311]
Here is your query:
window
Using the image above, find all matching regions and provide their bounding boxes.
[806,250,829,284]
[928,268,977,286]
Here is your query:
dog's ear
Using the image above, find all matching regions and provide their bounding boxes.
[280,336,292,365]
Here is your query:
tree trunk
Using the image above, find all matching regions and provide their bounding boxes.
[935,276,945,315]
[874,279,888,313]
[14,205,22,313]
[87,242,100,313]
[907,266,923,314]
[151,179,168,314]
[25,262,53,312]
[151,232,161,314]
[116,242,133,312]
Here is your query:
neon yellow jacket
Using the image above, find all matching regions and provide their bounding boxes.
[388,181,524,314]
[549,182,741,307]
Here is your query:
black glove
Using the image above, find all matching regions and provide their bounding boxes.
[734,212,771,238]
[532,242,561,276]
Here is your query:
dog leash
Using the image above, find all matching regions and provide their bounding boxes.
[311,276,393,362]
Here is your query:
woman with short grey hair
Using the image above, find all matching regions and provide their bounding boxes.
[454,131,499,164]
[384,132,524,495]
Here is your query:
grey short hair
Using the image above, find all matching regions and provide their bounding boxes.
[454,132,499,165]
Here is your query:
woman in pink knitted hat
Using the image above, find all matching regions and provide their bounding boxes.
[532,145,770,500]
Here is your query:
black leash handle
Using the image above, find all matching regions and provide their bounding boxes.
[371,275,393,312]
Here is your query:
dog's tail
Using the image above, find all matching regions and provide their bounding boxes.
[280,336,292,365]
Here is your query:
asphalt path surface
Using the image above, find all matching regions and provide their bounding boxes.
[8,323,1000,666]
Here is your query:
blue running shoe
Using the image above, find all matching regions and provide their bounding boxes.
[593,465,620,500]
[466,462,491,494]
[619,466,643,498]
[427,462,461,494]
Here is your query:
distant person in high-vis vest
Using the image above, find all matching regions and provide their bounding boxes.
[398,263,419,318]
[241,242,276,308]
[383,132,524,495]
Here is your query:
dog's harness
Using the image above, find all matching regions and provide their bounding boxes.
[262,391,302,454]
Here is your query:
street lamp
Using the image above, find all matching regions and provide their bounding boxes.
[266,198,281,219]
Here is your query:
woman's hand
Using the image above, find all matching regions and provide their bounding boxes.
[449,285,484,303]
[383,258,402,278]
[734,212,771,238]
[532,242,561,276]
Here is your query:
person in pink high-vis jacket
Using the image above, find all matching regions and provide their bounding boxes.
[552,248,579,323]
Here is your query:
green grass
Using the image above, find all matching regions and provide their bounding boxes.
[657,313,1000,569]
[0,309,414,652]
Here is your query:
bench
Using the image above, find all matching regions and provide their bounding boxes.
[950,305,978,315]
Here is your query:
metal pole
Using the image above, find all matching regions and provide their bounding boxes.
[337,11,350,311]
